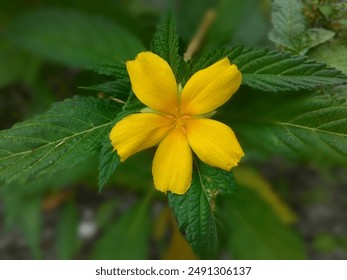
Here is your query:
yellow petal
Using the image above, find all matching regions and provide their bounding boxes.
[110,113,173,161]
[126,51,178,114]
[152,128,192,194]
[181,58,241,115]
[186,118,244,170]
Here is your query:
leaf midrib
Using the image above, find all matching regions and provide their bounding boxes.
[0,121,112,163]
[276,121,347,137]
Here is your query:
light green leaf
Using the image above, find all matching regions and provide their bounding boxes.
[194,46,347,92]
[0,96,122,184]
[92,196,151,259]
[225,86,347,165]
[56,201,79,260]
[6,9,144,69]
[168,160,236,259]
[295,28,335,55]
[269,0,306,50]
[221,187,306,259]
[269,0,335,54]
[310,43,347,75]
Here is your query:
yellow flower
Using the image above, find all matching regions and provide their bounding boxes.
[110,51,244,194]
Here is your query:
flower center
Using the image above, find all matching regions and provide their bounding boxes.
[165,114,191,134]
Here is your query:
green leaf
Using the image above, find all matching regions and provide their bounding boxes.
[269,0,335,54]
[232,46,347,92]
[98,138,120,191]
[193,46,347,92]
[6,9,144,69]
[225,86,347,165]
[92,196,151,259]
[295,28,335,55]
[0,96,122,184]
[310,43,347,75]
[269,0,306,49]
[150,14,188,83]
[221,187,306,259]
[89,61,128,78]
[56,200,79,259]
[168,160,236,259]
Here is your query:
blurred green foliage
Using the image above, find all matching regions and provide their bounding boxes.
[0,0,346,260]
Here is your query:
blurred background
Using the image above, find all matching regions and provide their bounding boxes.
[0,0,346,260]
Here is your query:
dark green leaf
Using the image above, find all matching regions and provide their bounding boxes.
[89,61,128,78]
[193,46,347,92]
[150,14,188,84]
[232,46,347,92]
[92,197,151,259]
[221,187,306,259]
[6,9,144,68]
[168,160,236,259]
[56,200,79,260]
[0,96,122,184]
[225,86,347,165]
[98,138,120,191]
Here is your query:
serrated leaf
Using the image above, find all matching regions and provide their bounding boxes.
[193,46,347,92]
[225,86,347,165]
[221,187,306,259]
[168,160,236,259]
[98,138,120,191]
[89,61,128,78]
[92,197,151,259]
[0,96,122,184]
[150,14,188,84]
[6,9,144,69]
[231,46,347,91]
